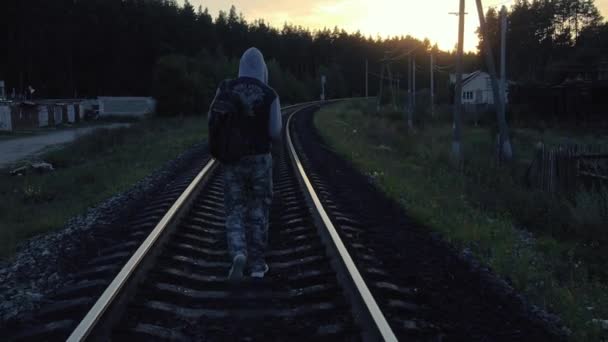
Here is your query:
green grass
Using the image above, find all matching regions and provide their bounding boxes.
[0,115,207,259]
[314,99,607,341]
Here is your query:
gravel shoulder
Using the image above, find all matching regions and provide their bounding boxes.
[294,106,568,340]
[0,141,208,326]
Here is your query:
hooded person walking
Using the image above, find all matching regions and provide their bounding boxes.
[208,47,281,281]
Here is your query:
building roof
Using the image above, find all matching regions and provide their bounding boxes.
[449,70,484,86]
[450,70,516,88]
[462,71,483,86]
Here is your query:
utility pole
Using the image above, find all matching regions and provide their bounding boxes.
[377,63,385,113]
[412,57,416,116]
[321,75,326,101]
[387,63,397,110]
[407,56,413,129]
[365,59,369,98]
[476,0,513,161]
[430,53,435,118]
[500,5,507,121]
[452,0,465,161]
[392,65,397,110]
[396,73,400,108]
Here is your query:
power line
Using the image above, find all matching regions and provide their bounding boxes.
[435,64,454,70]
[368,72,405,81]
[381,46,420,62]
[486,0,511,8]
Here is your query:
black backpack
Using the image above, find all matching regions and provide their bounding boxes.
[208,80,252,163]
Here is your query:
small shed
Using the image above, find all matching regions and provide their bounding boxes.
[98,97,156,117]
[0,100,93,131]
[450,71,510,106]
[37,105,50,127]
[78,99,97,120]
[0,102,11,131]
[52,104,64,125]
[66,103,80,123]
[11,102,42,130]
[55,103,74,123]
[37,100,83,125]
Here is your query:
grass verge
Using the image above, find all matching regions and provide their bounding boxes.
[0,115,207,259]
[314,99,607,341]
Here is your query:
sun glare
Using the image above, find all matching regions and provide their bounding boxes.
[193,0,608,51]
[197,0,493,52]
[333,0,485,52]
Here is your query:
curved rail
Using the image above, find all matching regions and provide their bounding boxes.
[67,160,217,341]
[68,101,393,341]
[66,102,319,341]
[286,108,398,342]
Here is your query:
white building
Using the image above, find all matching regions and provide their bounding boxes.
[450,71,509,105]
[98,97,156,117]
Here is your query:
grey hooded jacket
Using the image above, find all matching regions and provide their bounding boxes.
[209,47,282,140]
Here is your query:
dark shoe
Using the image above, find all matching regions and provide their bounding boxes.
[250,263,269,278]
[228,253,247,282]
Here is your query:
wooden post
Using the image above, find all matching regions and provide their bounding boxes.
[476,0,513,161]
[452,0,465,160]
[412,57,416,125]
[408,57,414,130]
[365,59,369,98]
[377,63,385,113]
[430,53,434,118]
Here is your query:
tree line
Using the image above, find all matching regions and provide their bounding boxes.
[0,0,473,115]
[3,0,602,115]
[478,0,606,84]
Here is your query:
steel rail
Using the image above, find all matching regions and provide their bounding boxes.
[67,158,217,341]
[67,103,311,342]
[286,108,398,342]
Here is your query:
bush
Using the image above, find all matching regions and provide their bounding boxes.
[152,51,321,115]
[152,54,214,116]
[315,100,608,340]
[267,60,314,103]
[569,186,608,240]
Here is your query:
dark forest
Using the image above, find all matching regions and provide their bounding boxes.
[1,0,607,115]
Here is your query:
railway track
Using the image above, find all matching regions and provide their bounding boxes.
[8,103,406,341]
[6,101,561,341]
[65,103,397,341]
[7,101,560,342]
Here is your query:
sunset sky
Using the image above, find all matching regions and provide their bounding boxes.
[184,0,608,52]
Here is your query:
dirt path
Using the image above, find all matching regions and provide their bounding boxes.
[0,123,130,168]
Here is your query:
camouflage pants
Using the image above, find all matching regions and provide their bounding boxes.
[223,153,272,269]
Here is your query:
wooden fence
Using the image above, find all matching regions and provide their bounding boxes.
[527,144,608,195]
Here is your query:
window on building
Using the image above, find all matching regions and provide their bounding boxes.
[462,91,474,100]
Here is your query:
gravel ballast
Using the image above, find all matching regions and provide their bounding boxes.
[0,142,208,326]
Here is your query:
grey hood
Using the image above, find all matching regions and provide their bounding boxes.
[238,47,268,84]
